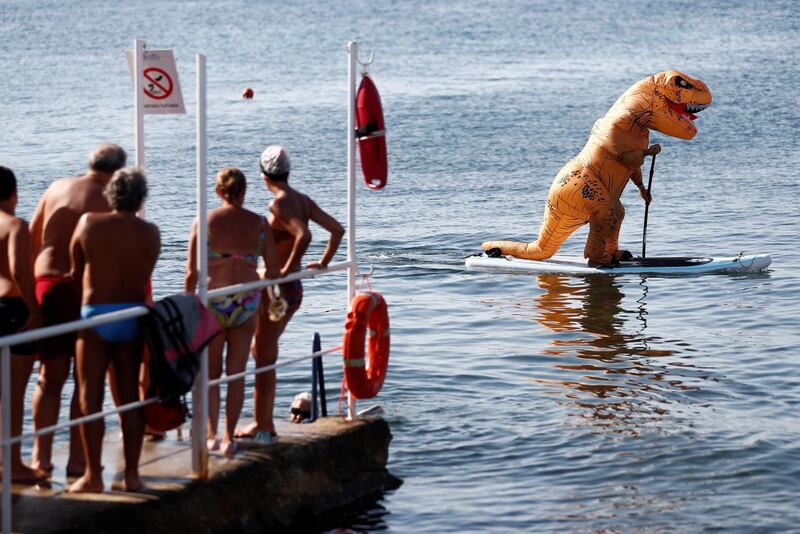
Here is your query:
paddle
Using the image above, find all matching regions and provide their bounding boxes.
[641,154,656,258]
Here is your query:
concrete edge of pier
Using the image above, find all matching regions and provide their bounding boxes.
[9,416,400,533]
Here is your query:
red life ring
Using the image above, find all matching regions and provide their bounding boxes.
[342,292,390,399]
[355,74,388,190]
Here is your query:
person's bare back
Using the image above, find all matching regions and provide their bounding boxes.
[31,144,127,277]
[72,211,159,304]
[268,186,343,276]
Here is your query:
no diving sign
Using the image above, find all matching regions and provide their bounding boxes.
[143,67,173,100]
[125,49,185,114]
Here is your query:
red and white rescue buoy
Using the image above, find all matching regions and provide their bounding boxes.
[342,292,390,399]
[355,74,387,190]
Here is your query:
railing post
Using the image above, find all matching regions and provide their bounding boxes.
[192,53,209,478]
[310,334,319,422]
[346,41,358,421]
[316,336,327,418]
[2,345,12,534]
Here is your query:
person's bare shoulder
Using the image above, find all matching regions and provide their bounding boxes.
[141,219,160,244]
[303,192,319,211]
[74,211,97,230]
[50,174,84,193]
[269,194,294,216]
[145,220,161,255]
[0,213,27,238]
[242,207,265,224]
[41,174,84,206]
[146,220,160,236]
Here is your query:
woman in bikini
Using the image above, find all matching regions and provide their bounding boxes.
[236,146,343,443]
[184,167,279,456]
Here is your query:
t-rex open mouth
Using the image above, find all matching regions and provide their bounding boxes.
[665,98,709,121]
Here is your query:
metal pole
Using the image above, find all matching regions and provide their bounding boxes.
[133,38,146,219]
[310,335,319,423]
[346,42,357,302]
[316,336,327,417]
[641,154,656,259]
[345,42,358,421]
[133,38,145,168]
[192,53,209,478]
[2,346,11,534]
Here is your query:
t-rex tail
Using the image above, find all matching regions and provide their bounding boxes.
[480,239,553,260]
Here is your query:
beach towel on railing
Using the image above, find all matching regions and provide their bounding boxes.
[142,293,220,402]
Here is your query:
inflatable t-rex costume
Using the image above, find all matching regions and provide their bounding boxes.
[482,70,712,266]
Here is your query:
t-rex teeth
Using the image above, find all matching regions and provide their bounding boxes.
[686,103,709,112]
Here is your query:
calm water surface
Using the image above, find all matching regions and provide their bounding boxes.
[2,0,799,531]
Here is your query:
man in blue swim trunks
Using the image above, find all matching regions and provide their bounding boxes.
[67,167,160,493]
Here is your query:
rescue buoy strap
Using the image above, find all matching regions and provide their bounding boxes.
[344,358,365,368]
[355,123,385,139]
[368,327,390,337]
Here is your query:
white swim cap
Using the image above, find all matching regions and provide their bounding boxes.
[260,145,291,176]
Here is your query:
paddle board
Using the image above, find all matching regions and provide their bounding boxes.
[464,253,772,275]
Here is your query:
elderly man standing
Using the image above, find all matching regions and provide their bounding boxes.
[29,143,127,476]
[67,167,159,493]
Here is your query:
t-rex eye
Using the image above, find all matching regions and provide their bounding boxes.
[675,76,693,89]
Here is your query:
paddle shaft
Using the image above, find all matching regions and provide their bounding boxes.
[641,154,656,258]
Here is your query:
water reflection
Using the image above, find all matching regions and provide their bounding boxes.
[527,274,710,434]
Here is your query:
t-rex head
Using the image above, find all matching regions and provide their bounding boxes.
[643,70,712,140]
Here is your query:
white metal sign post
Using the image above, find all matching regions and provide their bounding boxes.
[193,53,210,478]
[133,39,145,167]
[127,40,209,476]
[126,40,187,167]
[346,41,358,421]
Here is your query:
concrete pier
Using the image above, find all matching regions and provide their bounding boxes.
[4,416,400,533]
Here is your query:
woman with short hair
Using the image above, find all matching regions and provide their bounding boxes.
[184,167,279,456]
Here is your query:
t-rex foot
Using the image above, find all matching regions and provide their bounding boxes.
[615,250,633,261]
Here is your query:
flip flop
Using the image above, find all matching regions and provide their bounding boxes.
[237,430,277,447]
[222,440,238,457]
[233,423,258,439]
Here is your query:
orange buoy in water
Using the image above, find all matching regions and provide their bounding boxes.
[355,74,387,190]
[342,292,390,399]
[242,87,254,99]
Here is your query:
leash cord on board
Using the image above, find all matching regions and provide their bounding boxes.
[735,251,758,272]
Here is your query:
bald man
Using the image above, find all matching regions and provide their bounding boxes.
[29,143,127,476]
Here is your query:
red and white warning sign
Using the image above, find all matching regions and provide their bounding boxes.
[143,67,173,100]
[125,49,185,114]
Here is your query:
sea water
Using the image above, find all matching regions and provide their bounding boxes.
[1,0,799,530]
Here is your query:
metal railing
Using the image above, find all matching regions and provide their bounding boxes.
[0,260,356,532]
[0,39,367,534]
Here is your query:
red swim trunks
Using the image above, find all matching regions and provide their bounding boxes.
[35,275,80,360]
